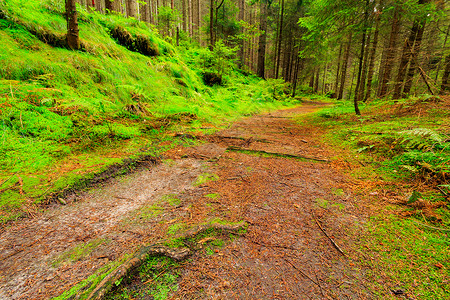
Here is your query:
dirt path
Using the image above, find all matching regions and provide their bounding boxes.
[0,103,373,299]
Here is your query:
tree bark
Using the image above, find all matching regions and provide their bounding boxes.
[127,0,138,18]
[237,0,245,68]
[393,0,428,99]
[334,43,343,97]
[182,0,187,31]
[441,55,450,94]
[209,0,214,47]
[364,11,380,101]
[257,1,267,79]
[402,19,426,96]
[378,7,401,98]
[65,0,80,50]
[353,0,370,115]
[275,0,285,79]
[338,33,352,100]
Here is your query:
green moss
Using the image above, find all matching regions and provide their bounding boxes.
[193,173,219,186]
[53,238,108,267]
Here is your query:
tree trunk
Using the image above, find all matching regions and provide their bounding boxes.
[275,0,285,79]
[353,0,370,115]
[402,19,426,96]
[365,11,380,101]
[338,33,352,100]
[392,21,421,99]
[292,52,301,97]
[197,0,201,43]
[334,43,343,97]
[357,31,371,103]
[441,55,450,94]
[209,0,214,47]
[140,0,150,22]
[378,7,401,98]
[393,0,428,99]
[182,0,187,31]
[257,1,267,79]
[188,0,192,36]
[127,0,138,18]
[65,0,80,50]
[237,0,245,68]
[309,70,315,89]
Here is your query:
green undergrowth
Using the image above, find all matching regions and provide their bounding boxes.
[307,96,449,184]
[304,96,450,299]
[0,0,300,223]
[357,215,449,299]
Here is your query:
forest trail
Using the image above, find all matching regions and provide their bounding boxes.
[0,103,373,299]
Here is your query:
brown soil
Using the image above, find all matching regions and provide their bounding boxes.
[0,103,374,299]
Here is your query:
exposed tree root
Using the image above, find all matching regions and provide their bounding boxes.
[85,222,247,300]
[227,146,329,163]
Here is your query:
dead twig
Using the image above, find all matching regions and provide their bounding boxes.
[283,257,319,287]
[311,212,346,257]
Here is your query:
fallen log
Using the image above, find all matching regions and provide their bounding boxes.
[227,146,329,163]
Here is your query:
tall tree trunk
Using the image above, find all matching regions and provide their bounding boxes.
[338,33,353,100]
[357,31,371,103]
[393,0,428,99]
[127,0,138,18]
[188,0,193,36]
[378,7,401,98]
[292,51,301,97]
[237,0,245,68]
[275,0,285,79]
[435,25,450,83]
[197,0,201,43]
[402,20,426,96]
[441,55,450,94]
[140,0,150,22]
[309,69,315,89]
[65,0,80,50]
[334,43,343,98]
[182,0,187,31]
[257,1,267,79]
[364,11,380,101]
[354,0,370,115]
[209,0,214,47]
[392,21,421,99]
[314,68,320,93]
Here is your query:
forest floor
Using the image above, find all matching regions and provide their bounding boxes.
[0,102,403,299]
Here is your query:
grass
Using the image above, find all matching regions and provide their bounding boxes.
[304,95,450,299]
[0,0,300,224]
[357,215,450,299]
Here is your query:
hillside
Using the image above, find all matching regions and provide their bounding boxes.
[0,0,296,223]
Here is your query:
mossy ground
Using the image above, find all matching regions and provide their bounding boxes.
[304,97,450,299]
[0,0,300,223]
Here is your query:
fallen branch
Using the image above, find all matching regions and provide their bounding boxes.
[211,135,272,144]
[85,222,247,300]
[312,213,346,257]
[283,257,319,287]
[227,146,329,163]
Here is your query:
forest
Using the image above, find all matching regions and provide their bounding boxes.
[0,0,449,299]
[67,0,450,107]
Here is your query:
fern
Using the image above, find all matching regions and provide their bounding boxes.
[398,128,445,151]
